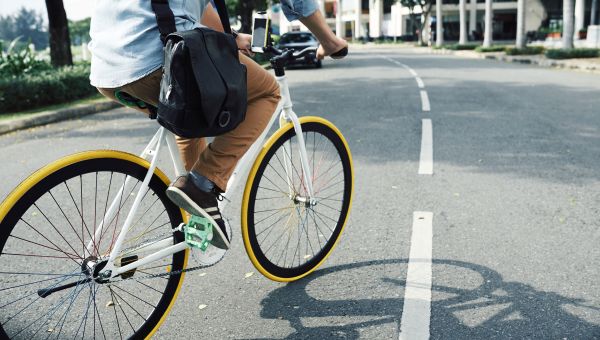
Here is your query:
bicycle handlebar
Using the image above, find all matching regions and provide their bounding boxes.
[266,46,318,59]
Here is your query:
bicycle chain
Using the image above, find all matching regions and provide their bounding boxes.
[106,222,230,284]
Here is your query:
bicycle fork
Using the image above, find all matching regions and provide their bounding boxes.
[277,76,316,205]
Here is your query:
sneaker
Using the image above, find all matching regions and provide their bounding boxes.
[166,175,230,249]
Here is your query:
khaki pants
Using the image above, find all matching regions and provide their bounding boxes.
[98,53,281,191]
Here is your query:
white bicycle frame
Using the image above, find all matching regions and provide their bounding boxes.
[86,74,316,279]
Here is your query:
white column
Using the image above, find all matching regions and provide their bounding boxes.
[515,0,526,48]
[436,0,443,46]
[336,0,344,38]
[563,0,575,48]
[459,0,467,44]
[469,0,477,35]
[369,0,383,38]
[574,0,585,40]
[592,0,598,26]
[483,0,493,47]
[355,0,362,39]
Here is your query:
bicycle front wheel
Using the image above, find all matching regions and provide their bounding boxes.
[0,150,188,339]
[242,116,353,282]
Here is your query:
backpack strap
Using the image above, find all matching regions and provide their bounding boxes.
[151,0,177,44]
[151,0,233,45]
[211,0,232,34]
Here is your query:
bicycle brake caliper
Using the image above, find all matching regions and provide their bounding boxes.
[183,215,214,252]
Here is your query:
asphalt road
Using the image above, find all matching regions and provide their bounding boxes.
[0,46,599,339]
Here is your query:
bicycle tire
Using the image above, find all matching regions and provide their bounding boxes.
[242,117,353,282]
[0,150,188,339]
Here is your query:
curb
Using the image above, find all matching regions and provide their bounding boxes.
[0,62,273,137]
[0,100,120,136]
[430,48,600,74]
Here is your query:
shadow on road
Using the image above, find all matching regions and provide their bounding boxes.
[250,259,599,339]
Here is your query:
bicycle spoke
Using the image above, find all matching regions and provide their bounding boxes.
[108,287,124,340]
[32,204,84,261]
[48,190,89,258]
[109,287,148,322]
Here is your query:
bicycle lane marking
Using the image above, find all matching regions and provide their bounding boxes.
[379,54,435,339]
[418,119,433,175]
[420,91,431,112]
[399,211,433,340]
[379,56,429,112]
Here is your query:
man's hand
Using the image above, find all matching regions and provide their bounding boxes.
[236,33,254,57]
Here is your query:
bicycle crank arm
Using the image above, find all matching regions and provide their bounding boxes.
[38,278,92,298]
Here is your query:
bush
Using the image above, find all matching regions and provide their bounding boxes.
[445,43,479,50]
[475,45,506,53]
[0,63,97,113]
[0,38,53,77]
[545,48,600,59]
[505,46,545,55]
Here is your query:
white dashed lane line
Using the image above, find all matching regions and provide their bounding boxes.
[380,55,430,112]
[415,77,425,89]
[420,91,431,112]
[399,211,434,340]
[418,119,433,175]
[380,55,435,339]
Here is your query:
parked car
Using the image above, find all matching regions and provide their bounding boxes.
[277,32,321,68]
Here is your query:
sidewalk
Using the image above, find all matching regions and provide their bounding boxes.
[349,42,600,74]
[0,100,119,136]
[431,48,600,74]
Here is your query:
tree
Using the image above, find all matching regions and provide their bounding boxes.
[0,8,48,50]
[399,0,434,45]
[229,0,269,33]
[562,0,574,49]
[45,0,72,66]
[68,18,90,46]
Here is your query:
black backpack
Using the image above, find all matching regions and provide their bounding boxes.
[151,0,247,138]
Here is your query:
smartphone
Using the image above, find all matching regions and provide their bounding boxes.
[251,12,270,53]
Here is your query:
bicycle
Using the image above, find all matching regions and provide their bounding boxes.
[0,45,353,339]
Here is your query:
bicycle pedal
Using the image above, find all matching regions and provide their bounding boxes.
[184,215,214,252]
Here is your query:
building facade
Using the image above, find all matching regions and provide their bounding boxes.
[276,0,599,43]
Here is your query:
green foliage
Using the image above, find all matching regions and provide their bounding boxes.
[475,45,506,53]
[445,43,479,50]
[69,18,91,45]
[545,48,600,59]
[505,46,545,56]
[0,38,53,77]
[0,63,96,113]
[0,7,48,50]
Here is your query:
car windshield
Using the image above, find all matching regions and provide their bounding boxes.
[280,33,315,44]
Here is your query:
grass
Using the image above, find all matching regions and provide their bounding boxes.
[505,46,545,55]
[0,94,106,121]
[545,48,600,59]
[475,45,507,53]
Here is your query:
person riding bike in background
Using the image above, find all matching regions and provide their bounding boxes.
[89,0,347,250]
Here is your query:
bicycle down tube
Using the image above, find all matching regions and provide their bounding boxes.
[86,72,318,279]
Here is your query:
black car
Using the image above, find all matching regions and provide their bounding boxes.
[277,32,321,68]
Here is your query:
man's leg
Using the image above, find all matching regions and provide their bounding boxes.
[97,70,208,172]
[190,52,281,192]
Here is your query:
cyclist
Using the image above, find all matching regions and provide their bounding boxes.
[89,0,346,250]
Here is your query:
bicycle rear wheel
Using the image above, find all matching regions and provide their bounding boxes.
[0,150,187,339]
[242,117,353,282]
